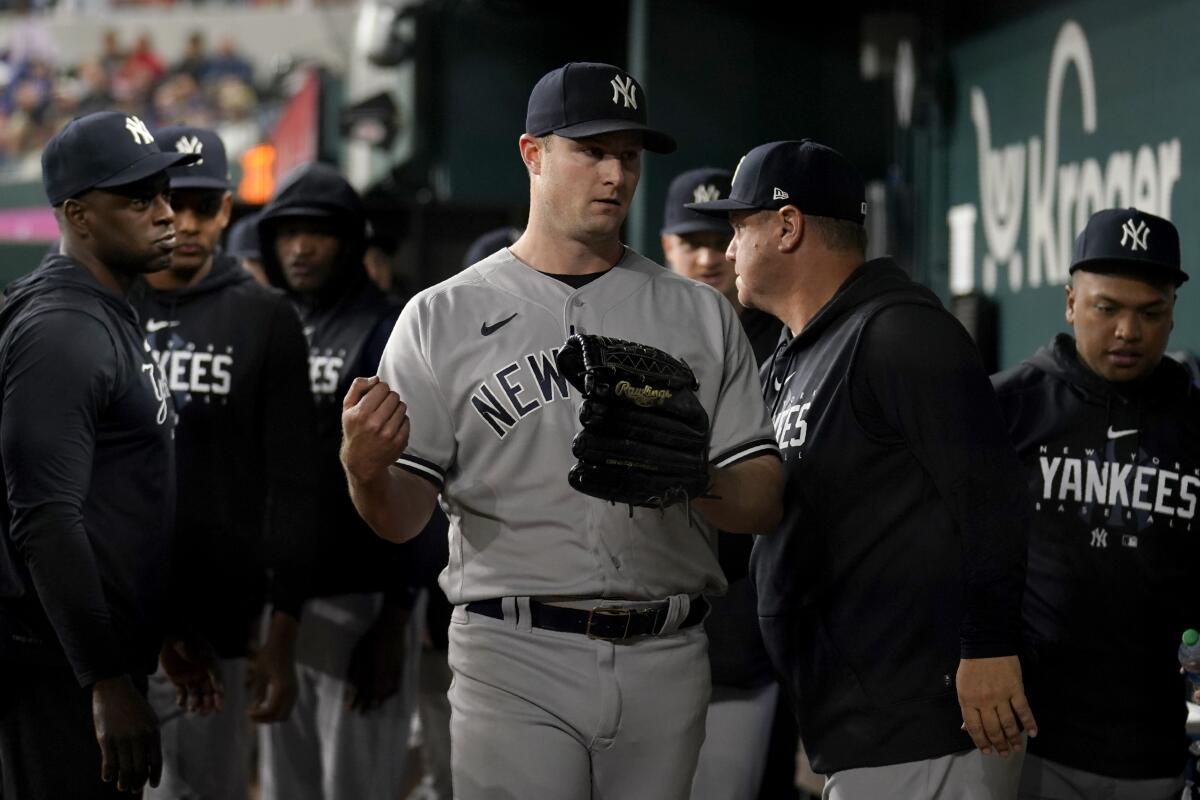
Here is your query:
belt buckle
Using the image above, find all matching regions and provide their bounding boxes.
[586,607,633,641]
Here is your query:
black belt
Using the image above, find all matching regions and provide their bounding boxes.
[465,596,709,642]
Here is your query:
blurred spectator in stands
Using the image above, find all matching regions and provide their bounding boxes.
[206,38,253,86]
[152,73,210,127]
[213,76,258,160]
[173,31,209,84]
[71,58,115,117]
[121,33,166,83]
[363,222,398,296]
[99,29,125,75]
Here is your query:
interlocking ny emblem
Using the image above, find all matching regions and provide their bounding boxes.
[1120,218,1149,251]
[125,116,154,146]
[174,135,204,165]
[692,184,720,203]
[610,74,637,109]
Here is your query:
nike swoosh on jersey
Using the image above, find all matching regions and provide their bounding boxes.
[1106,426,1138,439]
[773,372,795,392]
[481,313,519,336]
[146,319,180,332]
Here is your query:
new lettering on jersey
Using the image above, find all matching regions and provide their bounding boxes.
[377,249,778,604]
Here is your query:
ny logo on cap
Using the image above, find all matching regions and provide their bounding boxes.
[125,116,154,146]
[610,74,638,110]
[692,184,720,203]
[174,135,204,166]
[773,187,790,201]
[1120,218,1150,252]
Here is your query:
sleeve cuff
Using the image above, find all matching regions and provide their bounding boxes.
[395,454,445,490]
[711,438,781,469]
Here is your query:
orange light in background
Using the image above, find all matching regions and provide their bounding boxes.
[239,145,277,205]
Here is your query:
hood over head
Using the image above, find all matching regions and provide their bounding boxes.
[257,162,368,299]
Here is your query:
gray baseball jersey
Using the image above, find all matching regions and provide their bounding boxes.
[377,247,778,604]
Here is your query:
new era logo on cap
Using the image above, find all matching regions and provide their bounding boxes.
[773,187,789,201]
[1071,207,1188,286]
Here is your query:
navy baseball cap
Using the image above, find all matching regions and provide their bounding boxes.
[225,212,261,260]
[42,111,199,205]
[687,139,866,224]
[156,124,230,191]
[526,62,676,154]
[1071,208,1187,286]
[661,167,733,236]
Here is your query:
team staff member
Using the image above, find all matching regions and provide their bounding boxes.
[341,62,783,800]
[0,112,220,797]
[992,208,1198,800]
[660,166,783,800]
[692,139,1035,798]
[131,125,320,799]
[256,162,426,800]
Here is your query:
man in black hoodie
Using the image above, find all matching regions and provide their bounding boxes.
[691,140,1035,798]
[255,162,425,799]
[129,124,320,799]
[992,208,1197,800]
[0,112,221,797]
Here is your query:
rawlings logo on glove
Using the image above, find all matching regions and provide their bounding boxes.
[555,334,712,509]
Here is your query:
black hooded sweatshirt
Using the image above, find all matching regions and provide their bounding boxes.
[992,335,1200,779]
[128,253,319,657]
[258,163,414,601]
[0,255,175,686]
[751,258,1030,774]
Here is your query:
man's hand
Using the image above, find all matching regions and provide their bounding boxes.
[956,655,1038,756]
[340,376,410,484]
[248,611,299,723]
[344,603,409,714]
[159,636,224,715]
[92,674,163,793]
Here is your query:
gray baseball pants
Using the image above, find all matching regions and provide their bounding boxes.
[447,596,710,800]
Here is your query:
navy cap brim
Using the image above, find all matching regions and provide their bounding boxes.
[168,175,230,191]
[685,197,764,217]
[93,150,200,191]
[662,218,732,236]
[1070,257,1189,286]
[552,119,676,154]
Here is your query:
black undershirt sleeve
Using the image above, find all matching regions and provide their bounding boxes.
[261,299,322,619]
[850,303,1029,659]
[2,310,125,685]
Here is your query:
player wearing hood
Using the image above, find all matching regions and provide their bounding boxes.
[255,161,427,800]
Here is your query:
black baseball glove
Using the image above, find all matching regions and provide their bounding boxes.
[555,333,711,509]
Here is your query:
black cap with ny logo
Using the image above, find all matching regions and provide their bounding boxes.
[525,62,676,154]
[41,111,199,206]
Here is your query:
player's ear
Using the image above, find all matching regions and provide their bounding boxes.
[59,197,91,239]
[518,134,544,176]
[1064,281,1076,325]
[778,206,803,253]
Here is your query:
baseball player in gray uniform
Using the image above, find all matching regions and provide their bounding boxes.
[340,62,783,800]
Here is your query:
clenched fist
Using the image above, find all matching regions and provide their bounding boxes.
[340,376,411,484]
